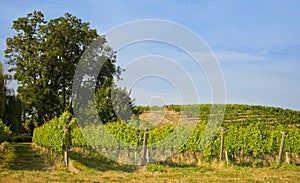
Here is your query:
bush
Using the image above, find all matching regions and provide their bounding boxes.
[0,119,11,143]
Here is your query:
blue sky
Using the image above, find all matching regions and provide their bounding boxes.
[0,0,300,110]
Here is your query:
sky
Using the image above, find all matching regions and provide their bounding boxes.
[0,0,300,110]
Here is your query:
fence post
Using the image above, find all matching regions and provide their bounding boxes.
[285,152,290,164]
[219,128,225,161]
[135,119,140,165]
[64,125,69,167]
[64,148,68,167]
[146,148,150,163]
[278,132,287,163]
[142,128,149,165]
[225,151,229,165]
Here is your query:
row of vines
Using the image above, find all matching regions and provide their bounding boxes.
[167,104,300,125]
[33,105,300,163]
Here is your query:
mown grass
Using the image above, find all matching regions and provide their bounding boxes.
[0,142,299,182]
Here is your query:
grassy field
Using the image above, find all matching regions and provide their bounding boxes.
[0,142,299,182]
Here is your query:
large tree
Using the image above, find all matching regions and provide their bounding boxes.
[5,11,121,124]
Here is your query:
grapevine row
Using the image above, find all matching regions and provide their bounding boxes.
[33,109,300,162]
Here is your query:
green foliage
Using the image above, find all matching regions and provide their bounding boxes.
[70,119,88,148]
[33,104,300,162]
[169,104,300,126]
[95,79,136,123]
[3,95,22,134]
[146,163,167,172]
[168,104,181,113]
[95,79,118,124]
[0,62,22,134]
[5,11,101,124]
[284,126,300,154]
[149,106,164,111]
[0,62,5,119]
[223,123,300,157]
[132,106,150,116]
[33,111,72,153]
[0,119,11,143]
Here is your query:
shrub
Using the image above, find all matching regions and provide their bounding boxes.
[0,119,11,143]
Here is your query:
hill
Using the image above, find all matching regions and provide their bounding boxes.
[139,104,300,127]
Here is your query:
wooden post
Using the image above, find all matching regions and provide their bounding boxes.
[135,119,139,165]
[278,132,287,163]
[225,151,229,165]
[219,128,225,161]
[142,128,149,165]
[285,152,290,164]
[146,148,150,163]
[64,149,68,167]
[64,125,69,167]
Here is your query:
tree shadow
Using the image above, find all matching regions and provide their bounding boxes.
[160,161,199,168]
[3,143,53,171]
[68,151,137,172]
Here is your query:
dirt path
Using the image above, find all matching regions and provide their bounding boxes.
[140,110,190,127]
[0,142,53,171]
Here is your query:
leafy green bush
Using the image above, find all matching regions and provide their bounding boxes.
[0,119,11,143]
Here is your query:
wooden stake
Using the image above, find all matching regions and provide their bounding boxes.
[219,128,225,161]
[278,132,287,163]
[146,148,149,163]
[64,149,68,167]
[142,128,149,165]
[286,152,290,164]
[225,151,229,165]
[64,125,69,167]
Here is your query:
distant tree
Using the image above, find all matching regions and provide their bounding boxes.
[94,78,135,123]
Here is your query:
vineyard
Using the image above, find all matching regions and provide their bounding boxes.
[32,104,300,166]
[1,7,300,182]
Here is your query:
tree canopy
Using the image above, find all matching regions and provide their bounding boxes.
[5,11,135,126]
[5,11,127,124]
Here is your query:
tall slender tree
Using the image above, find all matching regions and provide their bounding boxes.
[0,62,23,134]
[0,62,5,119]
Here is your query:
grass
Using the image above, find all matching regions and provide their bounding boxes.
[0,142,299,182]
